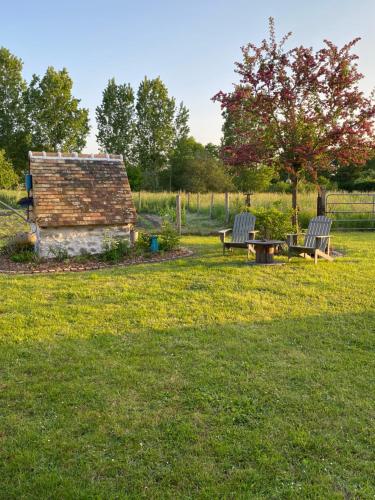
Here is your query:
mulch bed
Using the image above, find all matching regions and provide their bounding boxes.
[0,247,194,275]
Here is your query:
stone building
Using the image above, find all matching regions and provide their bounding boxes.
[28,152,136,258]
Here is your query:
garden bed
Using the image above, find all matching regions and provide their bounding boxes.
[0,247,193,275]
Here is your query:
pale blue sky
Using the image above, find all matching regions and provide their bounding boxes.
[2,0,375,151]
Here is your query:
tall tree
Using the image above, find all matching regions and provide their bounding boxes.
[0,47,28,174]
[96,78,136,164]
[136,77,175,189]
[214,18,375,227]
[174,102,190,143]
[25,67,89,152]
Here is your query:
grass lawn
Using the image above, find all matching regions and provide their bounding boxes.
[0,233,374,498]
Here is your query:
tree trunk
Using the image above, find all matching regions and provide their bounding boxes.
[245,193,251,207]
[291,177,299,234]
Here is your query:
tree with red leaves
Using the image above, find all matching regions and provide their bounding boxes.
[213,18,375,228]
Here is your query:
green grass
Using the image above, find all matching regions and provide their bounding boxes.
[0,234,374,498]
[0,189,25,208]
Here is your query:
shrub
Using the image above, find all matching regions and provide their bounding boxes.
[159,221,180,251]
[1,232,35,256]
[49,245,69,261]
[249,205,293,240]
[101,236,130,262]
[136,232,152,252]
[10,249,39,263]
[0,150,19,189]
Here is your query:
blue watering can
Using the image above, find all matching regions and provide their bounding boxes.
[150,235,159,252]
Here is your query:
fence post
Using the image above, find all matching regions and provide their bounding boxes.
[225,192,230,223]
[317,188,326,216]
[197,192,200,214]
[138,191,142,211]
[245,193,251,207]
[176,194,182,235]
[210,193,214,218]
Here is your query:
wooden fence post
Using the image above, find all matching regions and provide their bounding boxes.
[176,194,182,235]
[197,192,200,214]
[317,188,326,216]
[210,193,214,219]
[225,192,230,223]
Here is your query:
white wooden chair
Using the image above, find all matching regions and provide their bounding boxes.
[218,213,257,258]
[287,216,333,264]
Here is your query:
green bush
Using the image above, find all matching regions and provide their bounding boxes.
[48,245,69,261]
[249,205,293,240]
[100,236,131,262]
[159,221,180,251]
[136,232,152,252]
[1,232,35,257]
[10,249,39,263]
[0,150,19,189]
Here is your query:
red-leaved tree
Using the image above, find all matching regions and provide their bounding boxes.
[213,18,375,228]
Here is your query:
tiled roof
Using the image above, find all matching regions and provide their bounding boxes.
[29,152,136,228]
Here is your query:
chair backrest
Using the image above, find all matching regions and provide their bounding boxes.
[304,216,332,250]
[232,212,256,243]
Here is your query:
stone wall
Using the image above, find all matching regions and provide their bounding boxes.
[35,224,132,258]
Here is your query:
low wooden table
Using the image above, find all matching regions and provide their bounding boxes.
[247,239,284,265]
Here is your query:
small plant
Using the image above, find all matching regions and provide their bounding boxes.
[100,236,130,262]
[159,221,180,251]
[74,249,92,264]
[10,249,39,263]
[1,232,35,256]
[135,232,152,252]
[48,245,69,262]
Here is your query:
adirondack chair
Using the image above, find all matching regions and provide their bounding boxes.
[218,212,257,257]
[287,216,333,264]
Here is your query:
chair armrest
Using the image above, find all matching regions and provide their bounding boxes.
[287,233,299,246]
[218,228,232,243]
[286,231,306,246]
[314,235,331,249]
[248,230,258,240]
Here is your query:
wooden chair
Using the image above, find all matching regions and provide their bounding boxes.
[218,213,257,258]
[287,216,333,264]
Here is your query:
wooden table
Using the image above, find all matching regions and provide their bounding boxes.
[247,239,284,265]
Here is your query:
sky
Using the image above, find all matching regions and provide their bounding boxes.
[2,0,375,152]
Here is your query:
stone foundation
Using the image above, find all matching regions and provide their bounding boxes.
[35,225,132,258]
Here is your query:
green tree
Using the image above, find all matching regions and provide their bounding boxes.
[234,165,275,193]
[168,137,233,192]
[168,137,205,190]
[180,155,234,193]
[0,48,28,174]
[96,78,136,164]
[96,78,140,188]
[25,67,89,152]
[205,143,220,159]
[174,102,190,143]
[136,77,176,189]
[0,149,19,189]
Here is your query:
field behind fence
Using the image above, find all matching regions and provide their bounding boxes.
[133,190,375,231]
[2,190,375,234]
[134,191,317,226]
